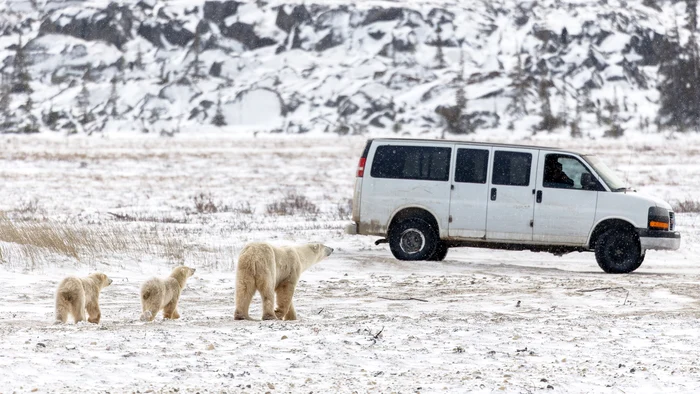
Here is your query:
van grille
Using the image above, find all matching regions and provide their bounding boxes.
[669,212,675,231]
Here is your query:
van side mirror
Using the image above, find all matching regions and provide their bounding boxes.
[580,173,602,191]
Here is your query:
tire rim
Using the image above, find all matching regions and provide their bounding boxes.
[400,228,425,254]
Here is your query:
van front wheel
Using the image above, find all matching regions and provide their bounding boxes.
[594,228,642,273]
[389,218,438,261]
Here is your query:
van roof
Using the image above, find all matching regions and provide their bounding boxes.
[368,138,586,155]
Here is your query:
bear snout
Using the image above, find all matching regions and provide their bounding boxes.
[108,279,113,285]
[325,246,334,256]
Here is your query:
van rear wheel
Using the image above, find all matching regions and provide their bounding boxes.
[389,218,438,261]
[594,228,642,273]
[428,241,448,261]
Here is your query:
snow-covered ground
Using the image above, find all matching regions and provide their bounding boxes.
[1,134,699,393]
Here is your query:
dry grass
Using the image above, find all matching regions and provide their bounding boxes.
[0,214,185,269]
[673,199,700,213]
[266,192,320,216]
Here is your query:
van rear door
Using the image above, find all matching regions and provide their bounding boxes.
[361,142,453,236]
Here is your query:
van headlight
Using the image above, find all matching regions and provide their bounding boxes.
[648,207,670,231]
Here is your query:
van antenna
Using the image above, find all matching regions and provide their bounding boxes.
[623,146,632,193]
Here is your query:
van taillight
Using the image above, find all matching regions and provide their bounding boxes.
[357,157,366,177]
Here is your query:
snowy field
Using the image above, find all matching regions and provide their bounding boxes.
[1,133,700,393]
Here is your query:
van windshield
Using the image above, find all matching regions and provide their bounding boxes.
[581,155,627,191]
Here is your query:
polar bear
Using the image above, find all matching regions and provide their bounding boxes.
[140,266,196,322]
[55,272,113,324]
[234,242,333,321]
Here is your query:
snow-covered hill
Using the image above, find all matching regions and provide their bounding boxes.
[0,0,690,137]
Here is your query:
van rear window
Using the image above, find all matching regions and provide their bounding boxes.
[371,145,451,182]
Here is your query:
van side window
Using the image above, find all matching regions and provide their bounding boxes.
[492,151,532,186]
[455,148,489,184]
[544,154,599,190]
[371,145,451,181]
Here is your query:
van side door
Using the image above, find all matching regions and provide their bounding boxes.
[448,146,492,239]
[486,148,539,241]
[532,152,600,245]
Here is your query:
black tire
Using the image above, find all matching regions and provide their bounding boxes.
[389,217,438,261]
[428,241,449,261]
[594,228,642,273]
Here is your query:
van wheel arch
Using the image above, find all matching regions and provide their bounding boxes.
[389,208,440,237]
[588,219,637,250]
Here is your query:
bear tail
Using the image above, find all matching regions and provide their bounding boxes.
[140,310,152,321]
[59,290,73,302]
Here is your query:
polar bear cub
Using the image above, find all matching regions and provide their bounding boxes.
[55,272,113,324]
[140,266,196,322]
[234,242,333,321]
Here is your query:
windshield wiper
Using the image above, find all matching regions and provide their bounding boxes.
[612,187,633,192]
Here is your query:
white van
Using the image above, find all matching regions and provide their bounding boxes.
[346,138,680,273]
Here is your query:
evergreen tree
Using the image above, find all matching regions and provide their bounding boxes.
[0,73,13,131]
[211,91,227,127]
[536,77,563,132]
[434,25,446,69]
[657,13,700,131]
[602,88,624,138]
[21,95,39,133]
[454,47,472,134]
[507,48,531,117]
[108,76,119,117]
[135,46,144,70]
[558,72,568,126]
[687,0,698,31]
[190,25,205,80]
[12,34,32,94]
[77,80,91,125]
[570,92,582,138]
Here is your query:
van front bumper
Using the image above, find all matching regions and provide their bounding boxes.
[345,222,358,235]
[637,229,681,251]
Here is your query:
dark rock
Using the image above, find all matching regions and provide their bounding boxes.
[221,22,276,50]
[427,8,455,25]
[285,93,304,113]
[582,49,607,71]
[368,31,385,40]
[515,14,529,27]
[203,1,240,24]
[163,22,195,46]
[315,32,342,51]
[136,1,155,10]
[276,5,312,33]
[403,10,427,28]
[338,98,359,117]
[362,8,403,26]
[39,4,134,49]
[209,61,223,77]
[533,25,558,43]
[624,28,671,66]
[137,22,162,47]
[369,113,389,128]
[392,32,416,52]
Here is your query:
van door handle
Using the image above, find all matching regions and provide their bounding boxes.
[536,190,543,203]
[491,188,497,201]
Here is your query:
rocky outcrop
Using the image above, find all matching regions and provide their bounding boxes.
[39,3,134,49]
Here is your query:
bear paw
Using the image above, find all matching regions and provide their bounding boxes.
[140,311,153,322]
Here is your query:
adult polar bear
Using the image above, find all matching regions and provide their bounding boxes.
[234,242,333,321]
